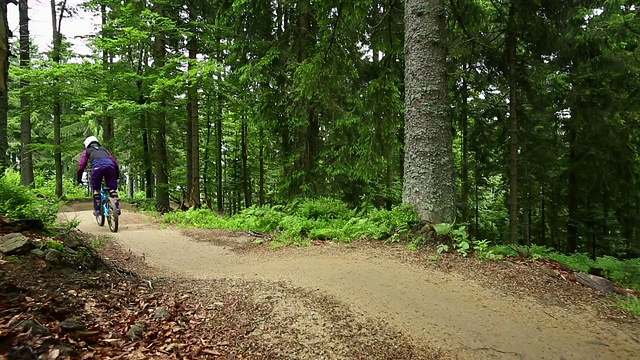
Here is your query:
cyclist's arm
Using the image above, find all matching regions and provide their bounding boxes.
[77,150,89,184]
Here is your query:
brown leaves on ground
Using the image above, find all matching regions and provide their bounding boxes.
[0,235,263,359]
[1,232,443,360]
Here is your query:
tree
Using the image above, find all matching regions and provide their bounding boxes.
[0,0,10,175]
[152,1,170,212]
[403,0,455,224]
[50,0,67,198]
[19,0,34,186]
[185,0,200,208]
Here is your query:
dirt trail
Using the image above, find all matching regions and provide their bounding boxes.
[59,205,640,360]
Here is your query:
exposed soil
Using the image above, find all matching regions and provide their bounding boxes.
[53,202,640,359]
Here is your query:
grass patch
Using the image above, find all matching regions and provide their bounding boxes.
[493,245,640,292]
[614,296,640,316]
[162,198,419,246]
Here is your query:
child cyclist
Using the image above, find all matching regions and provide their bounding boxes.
[76,136,121,215]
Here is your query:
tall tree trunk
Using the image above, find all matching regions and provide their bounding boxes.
[187,8,200,207]
[137,79,154,199]
[50,0,66,198]
[507,2,519,244]
[101,4,114,145]
[153,5,169,212]
[567,91,579,253]
[259,128,265,205]
[541,188,547,246]
[186,99,192,201]
[216,86,223,213]
[203,110,212,209]
[403,0,455,224]
[0,1,8,175]
[461,78,469,225]
[19,0,34,185]
[241,121,250,208]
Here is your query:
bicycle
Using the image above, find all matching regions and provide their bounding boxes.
[95,182,119,233]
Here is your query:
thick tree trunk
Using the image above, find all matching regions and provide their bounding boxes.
[153,7,169,212]
[0,1,8,175]
[507,3,519,244]
[403,0,455,224]
[19,0,34,186]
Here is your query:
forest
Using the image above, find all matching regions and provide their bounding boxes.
[0,0,638,259]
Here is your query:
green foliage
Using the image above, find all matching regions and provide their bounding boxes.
[42,240,64,252]
[0,170,60,226]
[90,235,111,249]
[294,197,353,221]
[615,296,640,316]
[492,244,640,291]
[33,171,88,200]
[163,200,420,245]
[57,216,81,234]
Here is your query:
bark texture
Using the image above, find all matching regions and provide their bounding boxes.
[19,0,34,186]
[0,1,9,174]
[153,4,170,212]
[507,3,519,245]
[402,0,455,224]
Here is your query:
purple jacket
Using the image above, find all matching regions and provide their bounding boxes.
[77,147,120,181]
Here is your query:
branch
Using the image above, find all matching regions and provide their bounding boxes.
[322,2,343,67]
[57,0,67,35]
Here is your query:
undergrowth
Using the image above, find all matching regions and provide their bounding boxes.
[33,170,88,200]
[0,170,60,226]
[163,198,420,246]
[615,296,640,316]
[122,191,157,213]
[492,245,640,291]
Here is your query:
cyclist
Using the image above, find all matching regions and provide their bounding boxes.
[76,136,121,216]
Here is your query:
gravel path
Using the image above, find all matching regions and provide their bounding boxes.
[59,204,640,360]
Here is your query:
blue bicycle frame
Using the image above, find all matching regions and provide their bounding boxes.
[100,186,111,217]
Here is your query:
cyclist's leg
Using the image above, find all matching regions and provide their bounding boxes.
[90,167,104,216]
[104,166,120,214]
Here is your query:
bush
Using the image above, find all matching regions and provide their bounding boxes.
[161,199,421,245]
[0,170,60,226]
[33,170,88,200]
[295,197,353,221]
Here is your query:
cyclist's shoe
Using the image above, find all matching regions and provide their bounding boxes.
[93,209,101,217]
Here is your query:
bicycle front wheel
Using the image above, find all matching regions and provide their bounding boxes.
[107,198,119,233]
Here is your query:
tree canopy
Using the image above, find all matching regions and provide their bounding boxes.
[1,0,639,258]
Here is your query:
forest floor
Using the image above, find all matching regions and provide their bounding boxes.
[3,202,638,359]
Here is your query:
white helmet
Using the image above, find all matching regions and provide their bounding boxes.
[84,136,100,149]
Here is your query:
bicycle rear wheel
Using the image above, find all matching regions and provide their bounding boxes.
[107,198,119,233]
[95,200,105,227]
